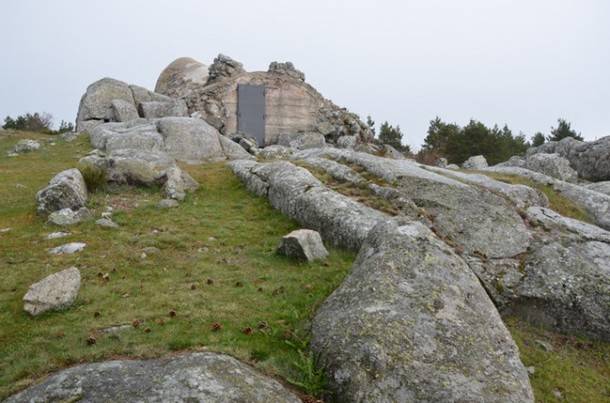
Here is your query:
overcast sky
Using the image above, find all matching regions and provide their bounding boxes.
[1,0,608,148]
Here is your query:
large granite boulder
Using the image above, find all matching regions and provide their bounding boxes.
[527,135,610,181]
[156,117,225,163]
[36,169,88,216]
[89,118,252,163]
[79,149,198,201]
[155,57,209,96]
[91,120,164,153]
[311,221,533,402]
[76,78,193,132]
[138,100,188,119]
[76,78,135,132]
[23,267,81,316]
[462,155,488,169]
[6,352,300,402]
[500,153,578,182]
[110,99,139,122]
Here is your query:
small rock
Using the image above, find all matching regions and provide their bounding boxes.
[48,207,92,226]
[96,218,119,229]
[45,232,70,240]
[11,139,41,154]
[435,157,448,168]
[0,228,11,233]
[142,247,160,255]
[552,389,563,399]
[23,267,81,316]
[527,366,535,375]
[535,339,554,352]
[36,168,88,216]
[277,229,329,262]
[158,199,179,209]
[48,242,86,255]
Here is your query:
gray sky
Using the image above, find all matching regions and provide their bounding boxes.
[1,0,608,148]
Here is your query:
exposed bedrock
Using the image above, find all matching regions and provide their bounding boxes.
[484,165,610,230]
[6,352,300,403]
[254,148,610,340]
[294,148,533,259]
[311,221,534,402]
[526,135,610,181]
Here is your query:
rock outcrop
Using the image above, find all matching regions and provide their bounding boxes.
[88,117,252,163]
[76,78,190,132]
[278,229,329,262]
[233,148,610,343]
[23,267,81,316]
[498,153,578,182]
[311,221,534,402]
[526,135,610,181]
[36,169,88,216]
[586,181,610,196]
[6,352,300,402]
[484,165,610,230]
[79,149,199,201]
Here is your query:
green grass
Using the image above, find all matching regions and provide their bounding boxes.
[469,171,593,223]
[506,318,610,402]
[0,131,354,399]
[0,131,608,402]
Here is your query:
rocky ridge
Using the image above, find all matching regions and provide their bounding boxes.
[14,55,610,401]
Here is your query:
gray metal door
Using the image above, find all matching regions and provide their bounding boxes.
[237,84,266,146]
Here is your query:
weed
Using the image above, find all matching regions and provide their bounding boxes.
[78,163,106,193]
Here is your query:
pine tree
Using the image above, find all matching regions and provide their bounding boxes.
[378,121,405,151]
[366,115,376,136]
[548,119,583,142]
[531,132,546,147]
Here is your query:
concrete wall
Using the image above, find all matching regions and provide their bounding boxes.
[214,73,326,145]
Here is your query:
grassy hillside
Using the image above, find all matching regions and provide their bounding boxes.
[0,131,354,399]
[0,131,608,401]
